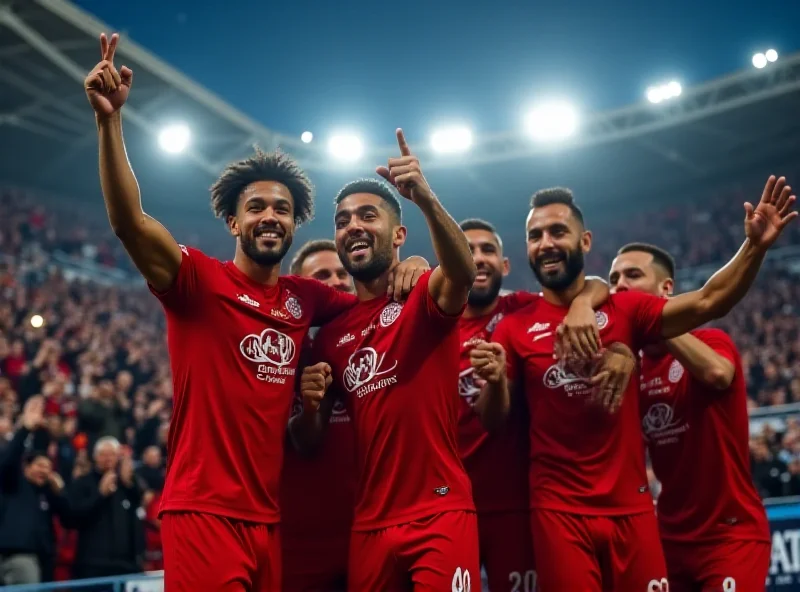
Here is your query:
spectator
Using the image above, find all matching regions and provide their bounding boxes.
[750,437,788,498]
[67,436,144,581]
[0,396,69,585]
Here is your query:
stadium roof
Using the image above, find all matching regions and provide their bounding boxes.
[2,0,800,223]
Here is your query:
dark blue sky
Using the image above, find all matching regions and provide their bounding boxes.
[74,0,798,146]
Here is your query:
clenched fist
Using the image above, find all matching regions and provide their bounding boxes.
[469,342,507,385]
[85,33,133,119]
[300,362,333,412]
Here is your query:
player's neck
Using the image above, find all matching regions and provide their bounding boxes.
[542,274,586,308]
[233,251,281,286]
[354,274,391,302]
[464,298,500,319]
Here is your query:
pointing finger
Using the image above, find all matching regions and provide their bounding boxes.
[396,128,412,156]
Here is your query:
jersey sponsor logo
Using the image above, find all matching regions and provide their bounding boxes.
[595,311,609,330]
[380,302,403,327]
[343,347,398,398]
[285,295,302,319]
[527,322,550,333]
[486,312,504,333]
[270,308,290,319]
[542,363,593,398]
[452,567,471,592]
[668,359,684,383]
[240,328,297,384]
[237,294,260,308]
[337,333,355,347]
[458,367,480,406]
[641,403,688,445]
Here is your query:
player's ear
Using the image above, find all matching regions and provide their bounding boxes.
[502,257,510,277]
[393,225,407,248]
[227,215,240,237]
[663,277,675,297]
[580,230,592,254]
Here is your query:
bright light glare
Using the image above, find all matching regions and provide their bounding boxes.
[328,134,364,162]
[766,49,778,63]
[301,131,313,144]
[430,126,473,154]
[752,53,767,69]
[30,314,44,328]
[524,102,578,141]
[158,124,191,154]
[647,81,682,104]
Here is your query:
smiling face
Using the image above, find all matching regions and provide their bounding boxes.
[299,249,353,293]
[334,193,406,282]
[609,250,674,297]
[464,228,508,308]
[229,180,296,266]
[526,203,591,292]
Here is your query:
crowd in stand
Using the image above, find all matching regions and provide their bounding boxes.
[1,183,799,582]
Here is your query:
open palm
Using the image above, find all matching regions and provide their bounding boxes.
[84,33,133,118]
[744,175,797,249]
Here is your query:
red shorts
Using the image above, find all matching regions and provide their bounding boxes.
[282,533,348,592]
[662,538,770,591]
[530,509,667,592]
[348,511,480,591]
[478,511,537,592]
[161,511,281,592]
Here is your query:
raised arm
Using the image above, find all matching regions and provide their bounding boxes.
[660,175,796,338]
[85,33,182,292]
[378,129,476,314]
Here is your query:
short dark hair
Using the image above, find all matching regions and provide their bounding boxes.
[617,242,676,279]
[530,187,584,226]
[334,178,402,223]
[23,450,50,466]
[289,239,337,275]
[459,218,503,249]
[210,147,314,226]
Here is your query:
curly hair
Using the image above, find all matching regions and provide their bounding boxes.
[210,148,314,226]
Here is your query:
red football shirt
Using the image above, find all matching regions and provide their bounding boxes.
[640,328,770,544]
[458,292,539,514]
[280,335,356,543]
[150,246,356,523]
[492,290,666,515]
[313,270,475,530]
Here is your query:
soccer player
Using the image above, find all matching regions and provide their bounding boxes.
[85,33,365,591]
[292,129,480,591]
[478,179,795,591]
[609,242,771,591]
[458,218,611,592]
[289,239,354,294]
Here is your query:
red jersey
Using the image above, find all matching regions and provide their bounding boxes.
[639,328,770,544]
[313,270,475,531]
[150,246,356,523]
[492,291,666,515]
[280,335,356,542]
[458,291,538,514]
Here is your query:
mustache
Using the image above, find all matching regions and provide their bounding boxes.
[253,223,285,237]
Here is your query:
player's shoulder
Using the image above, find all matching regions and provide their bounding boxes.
[499,290,541,314]
[691,327,736,348]
[607,290,657,307]
[178,245,217,266]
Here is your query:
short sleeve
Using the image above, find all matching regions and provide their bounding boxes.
[492,316,521,386]
[612,291,667,348]
[416,269,466,323]
[692,328,738,367]
[289,277,358,327]
[147,245,207,312]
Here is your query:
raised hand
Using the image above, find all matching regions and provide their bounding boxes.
[21,395,45,431]
[99,471,118,497]
[376,129,435,205]
[470,341,507,385]
[300,362,333,413]
[744,175,798,250]
[84,33,133,118]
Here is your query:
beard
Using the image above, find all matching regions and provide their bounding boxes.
[530,244,585,291]
[467,271,503,307]
[240,226,293,267]
[338,235,393,282]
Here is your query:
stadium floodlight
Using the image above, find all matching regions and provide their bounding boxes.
[430,126,473,154]
[158,124,191,154]
[301,131,313,144]
[524,102,579,141]
[30,314,44,328]
[752,52,767,69]
[328,134,364,162]
[646,80,682,104]
[766,49,779,63]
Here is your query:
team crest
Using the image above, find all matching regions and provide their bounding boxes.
[595,311,609,330]
[380,302,403,327]
[668,359,684,383]
[285,295,302,319]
